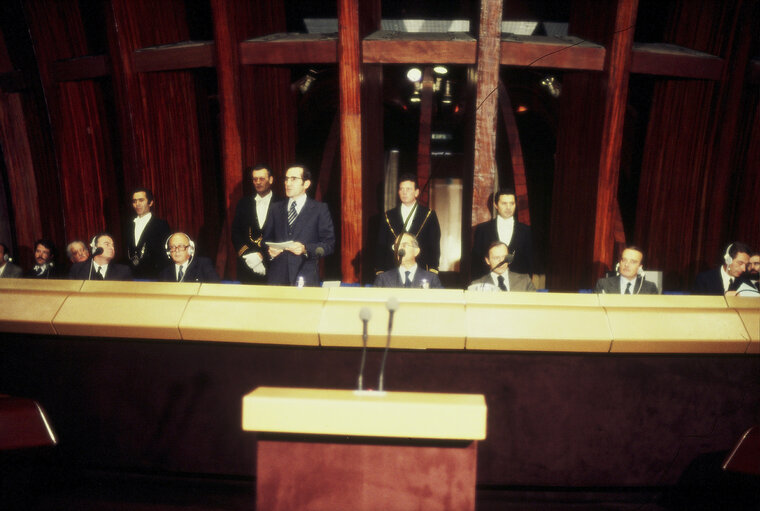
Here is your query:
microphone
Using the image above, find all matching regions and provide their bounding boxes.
[491,251,515,271]
[88,247,104,280]
[378,297,399,392]
[92,247,104,257]
[356,307,372,391]
[294,246,325,286]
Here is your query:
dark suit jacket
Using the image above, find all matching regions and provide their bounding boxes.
[126,215,171,280]
[595,276,659,294]
[158,256,220,283]
[0,262,24,278]
[26,263,62,279]
[69,260,133,281]
[470,272,535,292]
[472,218,533,278]
[692,267,725,295]
[375,204,441,274]
[264,197,335,286]
[373,267,443,288]
[231,193,282,283]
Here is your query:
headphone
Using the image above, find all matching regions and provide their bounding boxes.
[723,243,734,266]
[89,235,98,253]
[165,233,195,258]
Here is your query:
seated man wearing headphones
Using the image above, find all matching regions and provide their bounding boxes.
[595,246,658,295]
[469,241,535,292]
[159,232,220,283]
[69,233,133,281]
[693,242,751,295]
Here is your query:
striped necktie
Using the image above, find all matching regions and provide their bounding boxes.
[177,266,184,282]
[288,201,297,227]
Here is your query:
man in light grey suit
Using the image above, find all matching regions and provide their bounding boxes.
[0,243,23,278]
[595,246,659,295]
[469,241,535,292]
[373,232,442,289]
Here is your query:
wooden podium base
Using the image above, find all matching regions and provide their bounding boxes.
[256,436,478,511]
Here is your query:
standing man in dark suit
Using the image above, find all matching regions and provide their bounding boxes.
[265,164,335,286]
[375,173,441,276]
[231,164,281,283]
[692,242,751,295]
[472,188,534,279]
[159,232,220,283]
[595,246,658,295]
[374,233,442,289]
[69,233,133,281]
[126,187,171,280]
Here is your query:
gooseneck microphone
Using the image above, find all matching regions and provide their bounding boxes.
[88,247,104,280]
[378,297,399,392]
[356,307,372,391]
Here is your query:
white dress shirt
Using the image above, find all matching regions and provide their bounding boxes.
[255,191,273,229]
[398,263,418,284]
[619,275,637,294]
[288,194,308,217]
[133,212,152,244]
[490,271,510,291]
[400,202,417,230]
[496,215,515,245]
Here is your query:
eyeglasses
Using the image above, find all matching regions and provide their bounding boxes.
[169,245,189,252]
[284,176,303,182]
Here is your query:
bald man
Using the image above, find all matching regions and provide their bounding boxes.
[158,232,220,283]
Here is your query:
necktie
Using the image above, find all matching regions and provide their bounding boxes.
[177,266,184,282]
[95,266,104,280]
[624,282,631,294]
[404,271,412,288]
[288,201,297,227]
[497,275,507,291]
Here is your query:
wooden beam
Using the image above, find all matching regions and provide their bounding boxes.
[241,33,337,65]
[210,0,244,280]
[471,0,503,228]
[591,0,638,280]
[363,31,476,64]
[338,0,362,283]
[631,43,723,80]
[133,41,214,72]
[51,55,110,82]
[501,35,605,70]
[497,82,530,226]
[416,67,434,206]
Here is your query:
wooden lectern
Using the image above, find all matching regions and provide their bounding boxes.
[242,387,487,511]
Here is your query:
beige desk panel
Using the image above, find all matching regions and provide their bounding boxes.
[53,294,189,339]
[242,386,487,440]
[599,294,728,309]
[319,300,466,350]
[198,283,328,301]
[328,286,465,304]
[179,296,321,346]
[465,305,612,352]
[0,278,82,292]
[80,280,201,296]
[607,309,750,353]
[0,291,70,335]
[725,296,760,354]
[465,290,600,307]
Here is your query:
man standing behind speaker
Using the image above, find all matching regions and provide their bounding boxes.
[231,165,282,283]
[472,188,534,279]
[126,187,171,280]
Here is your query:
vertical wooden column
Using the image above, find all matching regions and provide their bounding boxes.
[211,0,244,278]
[338,0,363,283]
[471,0,504,227]
[416,67,434,206]
[498,81,530,225]
[590,0,638,280]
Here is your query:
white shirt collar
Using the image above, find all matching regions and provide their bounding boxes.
[399,263,418,283]
[288,194,307,214]
[134,211,152,225]
[720,265,733,292]
[619,275,637,294]
[490,270,510,290]
[255,191,272,203]
[400,202,417,227]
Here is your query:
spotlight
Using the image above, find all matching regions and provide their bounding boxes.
[433,65,448,75]
[406,67,422,82]
[540,76,561,98]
